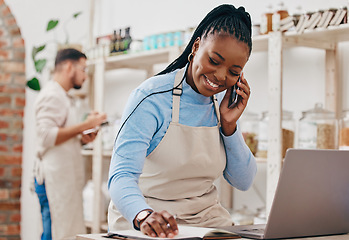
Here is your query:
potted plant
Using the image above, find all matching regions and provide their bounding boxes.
[27,11,82,91]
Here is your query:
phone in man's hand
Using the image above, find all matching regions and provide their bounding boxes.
[82,121,109,135]
[228,75,242,109]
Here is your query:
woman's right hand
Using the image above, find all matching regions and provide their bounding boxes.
[140,210,178,238]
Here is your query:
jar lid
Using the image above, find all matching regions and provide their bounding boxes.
[276,1,287,11]
[302,103,335,119]
[342,109,349,119]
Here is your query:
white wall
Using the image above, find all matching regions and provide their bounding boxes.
[6,0,349,239]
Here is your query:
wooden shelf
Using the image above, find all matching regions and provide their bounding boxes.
[87,46,182,71]
[252,34,269,52]
[284,24,349,48]
[252,23,349,51]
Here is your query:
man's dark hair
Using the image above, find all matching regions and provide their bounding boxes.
[158,4,252,75]
[54,48,87,67]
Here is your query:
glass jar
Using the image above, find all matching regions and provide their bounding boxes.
[256,110,295,158]
[239,111,259,156]
[281,111,295,158]
[339,110,349,150]
[298,103,338,149]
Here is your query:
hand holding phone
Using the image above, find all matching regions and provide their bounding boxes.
[82,120,109,135]
[228,75,242,109]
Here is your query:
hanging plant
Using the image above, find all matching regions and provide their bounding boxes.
[27,11,82,91]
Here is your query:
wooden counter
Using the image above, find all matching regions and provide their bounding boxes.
[77,233,349,240]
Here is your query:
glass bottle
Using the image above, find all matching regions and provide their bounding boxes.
[110,30,117,54]
[339,110,349,150]
[123,27,132,51]
[239,111,259,156]
[298,103,338,149]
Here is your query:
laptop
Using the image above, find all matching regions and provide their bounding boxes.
[220,149,349,239]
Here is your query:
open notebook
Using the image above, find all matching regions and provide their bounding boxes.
[220,149,349,239]
[107,225,241,240]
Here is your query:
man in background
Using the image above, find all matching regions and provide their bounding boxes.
[34,48,107,240]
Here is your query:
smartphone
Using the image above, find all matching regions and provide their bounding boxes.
[228,75,242,109]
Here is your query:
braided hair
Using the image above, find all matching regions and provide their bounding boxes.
[157,4,252,75]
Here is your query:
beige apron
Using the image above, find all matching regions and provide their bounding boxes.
[41,96,86,239]
[108,68,233,231]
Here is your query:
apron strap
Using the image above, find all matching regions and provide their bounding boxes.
[171,67,221,125]
[212,95,221,126]
[172,68,185,123]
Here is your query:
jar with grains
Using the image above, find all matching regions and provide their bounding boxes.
[298,103,338,150]
[256,110,295,159]
[239,111,259,156]
[339,110,349,150]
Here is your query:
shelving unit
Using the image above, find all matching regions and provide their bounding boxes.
[85,24,349,232]
[259,24,349,215]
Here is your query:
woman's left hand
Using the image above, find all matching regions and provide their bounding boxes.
[219,73,251,136]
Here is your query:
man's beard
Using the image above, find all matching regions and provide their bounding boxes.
[73,84,82,90]
[72,76,82,89]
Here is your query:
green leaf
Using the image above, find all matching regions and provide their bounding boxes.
[27,77,41,91]
[73,12,82,18]
[35,59,47,73]
[47,20,59,31]
[32,45,46,61]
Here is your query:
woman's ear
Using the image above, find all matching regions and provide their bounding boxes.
[192,37,200,54]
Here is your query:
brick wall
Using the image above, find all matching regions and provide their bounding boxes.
[0,0,25,239]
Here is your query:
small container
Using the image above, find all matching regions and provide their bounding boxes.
[256,110,295,158]
[149,35,158,50]
[165,32,175,47]
[174,31,184,46]
[260,5,273,34]
[298,103,338,149]
[239,111,259,156]
[339,110,349,150]
[156,33,166,48]
[143,36,151,51]
[272,2,289,31]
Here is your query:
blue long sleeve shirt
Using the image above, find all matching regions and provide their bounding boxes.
[108,68,257,224]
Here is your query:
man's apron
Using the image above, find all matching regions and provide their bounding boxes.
[108,68,233,231]
[39,96,86,239]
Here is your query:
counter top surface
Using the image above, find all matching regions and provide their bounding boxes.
[76,233,349,240]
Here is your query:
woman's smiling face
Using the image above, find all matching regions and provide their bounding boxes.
[187,33,250,97]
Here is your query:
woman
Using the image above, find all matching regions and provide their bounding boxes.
[108,4,257,238]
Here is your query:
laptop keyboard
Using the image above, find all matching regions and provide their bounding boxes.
[242,228,265,233]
